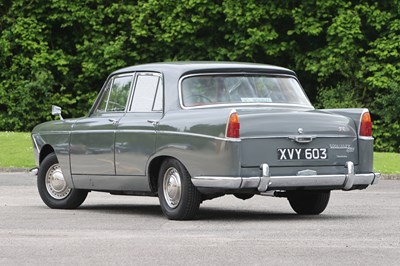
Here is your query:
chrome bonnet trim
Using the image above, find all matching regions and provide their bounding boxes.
[31,133,40,153]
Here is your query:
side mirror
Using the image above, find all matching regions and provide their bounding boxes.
[51,105,64,120]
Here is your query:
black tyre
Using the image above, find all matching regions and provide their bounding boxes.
[37,152,88,209]
[158,158,201,220]
[287,190,330,215]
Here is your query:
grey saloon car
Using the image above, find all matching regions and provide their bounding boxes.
[31,62,380,220]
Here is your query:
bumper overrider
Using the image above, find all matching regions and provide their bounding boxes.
[191,161,380,192]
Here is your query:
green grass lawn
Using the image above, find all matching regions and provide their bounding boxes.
[0,132,399,173]
[0,132,36,168]
[374,152,400,174]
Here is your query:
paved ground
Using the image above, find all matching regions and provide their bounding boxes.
[0,172,399,266]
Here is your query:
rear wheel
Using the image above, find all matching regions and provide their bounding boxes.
[37,153,88,209]
[287,190,330,215]
[158,158,201,220]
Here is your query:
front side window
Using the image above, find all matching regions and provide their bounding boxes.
[97,80,112,111]
[181,75,312,107]
[96,75,133,112]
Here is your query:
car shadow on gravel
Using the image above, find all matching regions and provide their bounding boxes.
[78,204,163,217]
[76,204,366,221]
[197,207,369,221]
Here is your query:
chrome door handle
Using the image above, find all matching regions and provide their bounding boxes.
[108,119,119,126]
[147,120,159,126]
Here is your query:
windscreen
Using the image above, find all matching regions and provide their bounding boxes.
[181,75,312,107]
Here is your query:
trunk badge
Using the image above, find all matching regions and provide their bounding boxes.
[298,128,303,134]
[297,169,317,176]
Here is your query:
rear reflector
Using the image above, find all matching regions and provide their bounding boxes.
[360,111,372,137]
[227,112,240,138]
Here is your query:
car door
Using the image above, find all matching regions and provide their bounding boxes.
[70,74,134,175]
[115,72,163,176]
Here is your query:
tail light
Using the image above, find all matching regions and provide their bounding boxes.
[226,111,240,138]
[360,111,372,137]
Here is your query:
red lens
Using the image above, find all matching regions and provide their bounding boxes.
[360,112,372,137]
[227,112,240,138]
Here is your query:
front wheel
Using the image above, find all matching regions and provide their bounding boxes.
[287,190,330,215]
[158,158,201,220]
[37,153,88,209]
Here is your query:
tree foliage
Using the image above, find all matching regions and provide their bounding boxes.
[0,0,399,151]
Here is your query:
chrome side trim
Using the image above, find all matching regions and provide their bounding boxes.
[39,129,231,139]
[71,130,116,134]
[34,131,72,136]
[158,130,241,142]
[241,134,353,140]
[42,129,237,142]
[117,129,155,134]
[63,129,156,134]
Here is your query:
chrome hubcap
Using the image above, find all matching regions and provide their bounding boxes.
[45,164,71,200]
[163,167,182,208]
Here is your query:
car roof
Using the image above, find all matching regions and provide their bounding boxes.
[111,61,296,76]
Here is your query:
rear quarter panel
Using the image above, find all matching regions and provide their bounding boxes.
[321,108,374,173]
[155,109,241,177]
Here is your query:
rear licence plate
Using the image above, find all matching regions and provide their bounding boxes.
[277,148,328,160]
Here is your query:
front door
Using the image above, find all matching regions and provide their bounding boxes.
[70,74,134,175]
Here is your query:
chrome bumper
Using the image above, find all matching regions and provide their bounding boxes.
[191,162,380,192]
[30,167,39,176]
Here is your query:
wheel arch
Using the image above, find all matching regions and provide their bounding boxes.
[37,152,88,209]
[39,144,55,165]
[148,155,184,193]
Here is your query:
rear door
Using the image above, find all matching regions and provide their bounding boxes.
[70,74,134,175]
[115,72,163,176]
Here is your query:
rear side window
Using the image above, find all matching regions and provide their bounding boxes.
[130,73,163,112]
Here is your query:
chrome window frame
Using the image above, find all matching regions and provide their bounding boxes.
[93,73,135,114]
[127,72,164,113]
